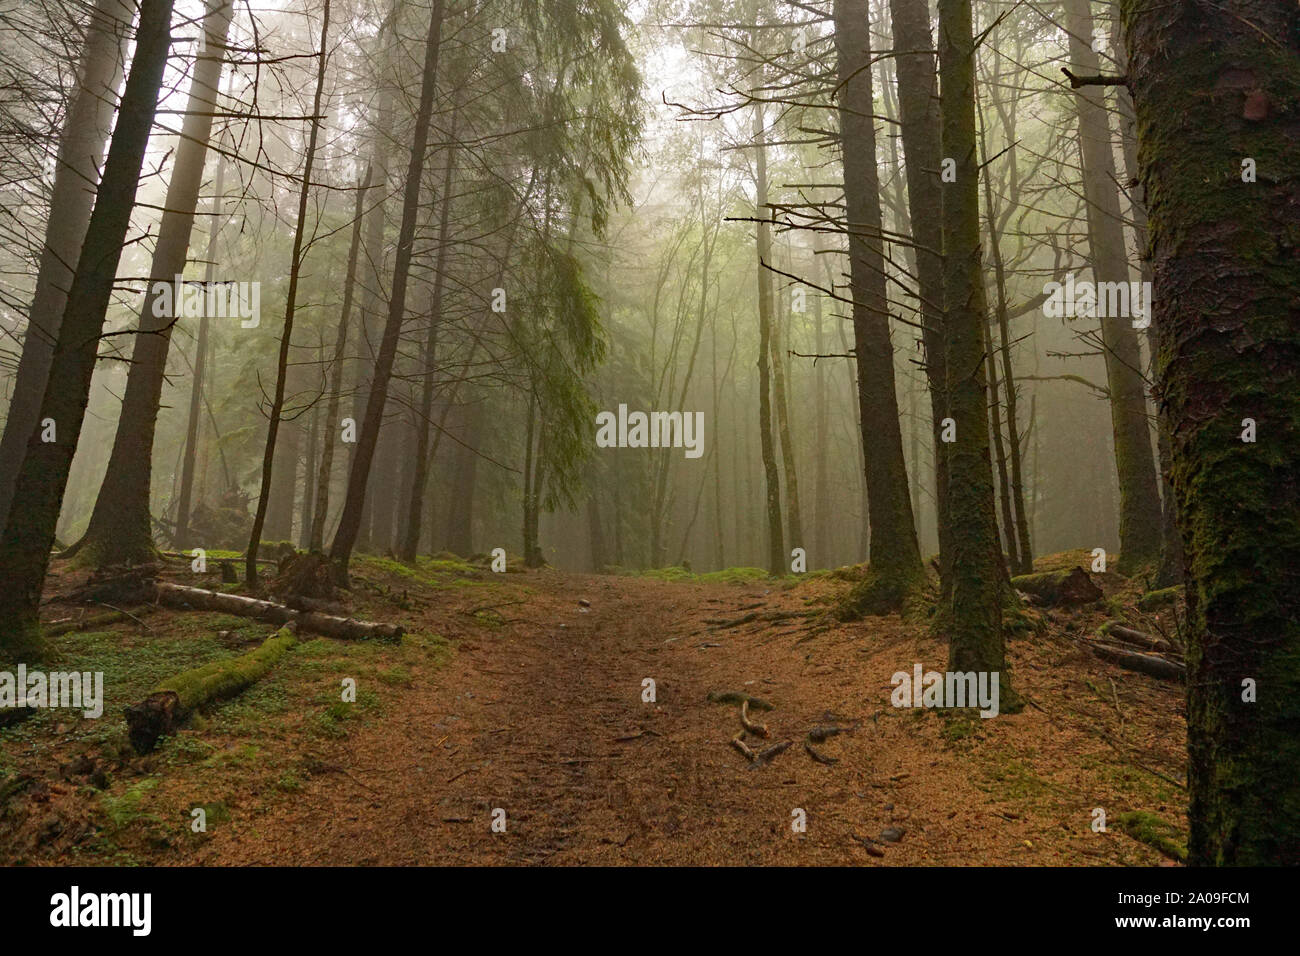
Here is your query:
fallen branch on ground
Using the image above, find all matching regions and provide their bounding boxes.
[124,626,297,752]
[43,605,156,637]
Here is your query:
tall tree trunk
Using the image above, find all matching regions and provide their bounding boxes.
[752,104,784,575]
[400,101,461,563]
[0,0,175,661]
[329,0,446,580]
[769,282,803,552]
[978,94,1034,573]
[0,0,133,528]
[309,164,373,551]
[888,0,952,596]
[812,270,831,566]
[445,394,482,556]
[937,0,1010,694]
[246,0,330,583]
[1110,15,1183,587]
[833,0,923,609]
[174,151,228,550]
[1120,0,1300,866]
[1063,0,1163,574]
[74,0,235,567]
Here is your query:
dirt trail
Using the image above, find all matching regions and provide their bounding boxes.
[183,570,1185,866]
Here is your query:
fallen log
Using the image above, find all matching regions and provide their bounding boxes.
[152,582,401,641]
[1010,567,1102,606]
[1088,641,1186,682]
[1099,622,1172,653]
[125,627,297,752]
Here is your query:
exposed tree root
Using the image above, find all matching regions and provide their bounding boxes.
[704,610,810,630]
[740,699,770,738]
[804,741,839,765]
[750,740,792,768]
[707,690,774,711]
[730,733,757,761]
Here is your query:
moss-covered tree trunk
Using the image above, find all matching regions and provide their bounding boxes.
[1064,0,1163,575]
[1119,0,1300,865]
[888,0,951,596]
[937,0,1010,690]
[72,0,235,568]
[832,0,923,609]
[0,0,175,663]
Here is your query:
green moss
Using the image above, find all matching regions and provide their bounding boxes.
[1116,810,1187,862]
[833,564,926,619]
[100,778,160,830]
[155,628,296,712]
[1137,586,1181,612]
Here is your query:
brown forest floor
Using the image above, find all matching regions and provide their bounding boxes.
[1,553,1188,866]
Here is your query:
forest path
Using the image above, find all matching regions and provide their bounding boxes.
[183,568,1182,866]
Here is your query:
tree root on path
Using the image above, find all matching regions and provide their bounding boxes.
[707,690,773,711]
[740,699,770,738]
[804,741,839,765]
[703,609,812,630]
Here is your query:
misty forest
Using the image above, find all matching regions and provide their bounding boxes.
[0,0,1295,868]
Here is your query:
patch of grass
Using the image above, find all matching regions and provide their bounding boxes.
[1116,810,1187,862]
[100,778,161,830]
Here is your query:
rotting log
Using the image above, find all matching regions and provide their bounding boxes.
[124,627,296,752]
[1010,566,1102,606]
[152,581,402,641]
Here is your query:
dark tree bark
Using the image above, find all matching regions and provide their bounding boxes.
[0,0,176,662]
[330,0,447,579]
[833,0,924,610]
[0,0,133,529]
[1119,0,1300,865]
[937,0,1011,692]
